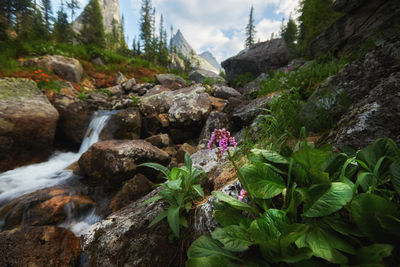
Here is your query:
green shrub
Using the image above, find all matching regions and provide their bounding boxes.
[97,88,111,96]
[187,138,400,266]
[131,95,140,107]
[139,153,205,238]
[232,72,256,88]
[77,92,88,101]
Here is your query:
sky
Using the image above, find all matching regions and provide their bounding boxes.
[52,0,300,63]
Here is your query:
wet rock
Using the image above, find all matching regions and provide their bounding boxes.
[311,0,400,56]
[87,92,111,109]
[189,69,223,84]
[198,111,230,148]
[50,93,91,148]
[176,143,199,163]
[110,174,154,212]
[23,55,83,82]
[115,71,127,85]
[78,140,170,189]
[213,85,242,99]
[0,226,81,267]
[145,133,171,148]
[155,73,187,90]
[0,78,59,171]
[222,38,292,84]
[0,186,94,230]
[232,94,277,129]
[100,108,142,140]
[82,188,178,267]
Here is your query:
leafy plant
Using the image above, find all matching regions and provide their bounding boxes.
[187,136,400,266]
[202,77,223,86]
[97,88,111,96]
[139,153,205,238]
[77,92,88,101]
[131,95,140,107]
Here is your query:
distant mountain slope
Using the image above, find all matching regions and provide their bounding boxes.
[199,51,221,71]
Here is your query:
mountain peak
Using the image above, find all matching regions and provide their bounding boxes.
[199,51,221,71]
[171,29,195,58]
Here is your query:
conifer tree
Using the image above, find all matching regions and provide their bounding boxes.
[245,5,256,48]
[67,0,80,21]
[0,0,8,40]
[281,16,298,49]
[54,0,72,43]
[40,0,53,39]
[81,0,105,48]
[158,14,168,65]
[139,0,153,57]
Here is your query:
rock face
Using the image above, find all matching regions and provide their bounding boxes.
[0,226,81,267]
[0,78,59,171]
[155,73,187,90]
[82,188,178,267]
[50,93,92,148]
[311,0,400,56]
[78,140,170,189]
[222,38,292,84]
[100,108,142,140]
[0,186,94,230]
[168,53,186,72]
[24,55,83,82]
[199,51,221,71]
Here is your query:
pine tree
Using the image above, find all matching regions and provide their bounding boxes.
[54,0,72,43]
[0,0,8,40]
[281,16,298,49]
[139,0,153,57]
[169,25,175,53]
[67,0,79,21]
[40,0,53,39]
[158,14,168,65]
[245,5,256,48]
[80,0,105,48]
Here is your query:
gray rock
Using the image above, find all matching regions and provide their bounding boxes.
[115,72,127,85]
[23,55,83,83]
[107,85,123,96]
[213,85,242,99]
[91,57,104,66]
[311,0,400,56]
[222,38,292,84]
[241,73,268,95]
[198,112,230,147]
[100,108,142,141]
[81,188,177,267]
[121,78,137,92]
[145,134,170,148]
[189,69,223,84]
[155,73,186,90]
[168,53,185,72]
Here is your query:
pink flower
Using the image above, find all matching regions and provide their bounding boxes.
[238,189,247,202]
[208,128,237,158]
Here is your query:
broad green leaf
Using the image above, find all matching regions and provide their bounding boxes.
[376,213,400,237]
[192,184,205,198]
[186,255,236,267]
[292,146,331,172]
[148,210,168,228]
[322,216,363,238]
[138,162,170,177]
[214,205,244,227]
[167,206,180,237]
[211,226,253,252]
[390,160,400,196]
[212,191,255,214]
[357,138,399,171]
[167,179,182,190]
[355,172,376,192]
[249,210,289,242]
[187,235,239,261]
[356,244,393,265]
[139,195,163,207]
[351,193,400,242]
[241,162,285,199]
[303,182,353,217]
[251,149,289,164]
[169,168,181,180]
[184,152,193,171]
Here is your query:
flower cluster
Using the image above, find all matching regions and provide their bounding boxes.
[32,69,50,83]
[208,128,237,158]
[284,66,293,74]
[238,189,247,202]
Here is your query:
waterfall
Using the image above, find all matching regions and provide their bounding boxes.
[0,110,114,205]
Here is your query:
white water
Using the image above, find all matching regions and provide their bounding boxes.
[0,110,114,205]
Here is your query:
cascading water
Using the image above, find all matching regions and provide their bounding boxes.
[0,110,114,208]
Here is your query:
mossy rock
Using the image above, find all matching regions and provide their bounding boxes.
[0,78,40,100]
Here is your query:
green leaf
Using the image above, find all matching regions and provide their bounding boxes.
[376,213,400,237]
[187,236,239,261]
[251,149,289,164]
[355,171,376,192]
[184,152,193,170]
[148,210,168,228]
[356,244,393,265]
[292,146,331,172]
[357,138,399,171]
[351,193,400,242]
[167,179,182,190]
[167,206,180,237]
[241,162,286,199]
[138,162,170,177]
[303,182,353,217]
[211,226,253,252]
[169,168,181,181]
[186,256,236,267]
[192,184,205,198]
[139,195,163,207]
[390,160,400,196]
[212,191,256,214]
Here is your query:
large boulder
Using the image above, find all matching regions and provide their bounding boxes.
[81,188,178,266]
[100,108,142,140]
[213,85,242,99]
[155,73,187,90]
[0,186,94,230]
[78,140,170,189]
[0,78,59,171]
[311,0,400,56]
[24,55,83,82]
[189,69,223,84]
[50,93,92,148]
[222,38,292,84]
[0,226,81,267]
